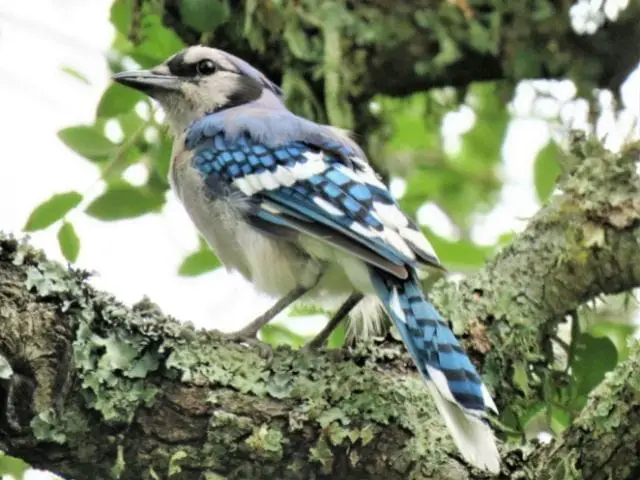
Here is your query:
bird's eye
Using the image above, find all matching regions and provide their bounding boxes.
[196,59,216,76]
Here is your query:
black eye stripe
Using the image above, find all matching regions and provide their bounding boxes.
[166,53,230,78]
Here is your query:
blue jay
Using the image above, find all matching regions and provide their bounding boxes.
[114,45,500,472]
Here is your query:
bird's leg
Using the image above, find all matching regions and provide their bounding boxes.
[226,262,329,342]
[307,292,364,349]
[225,285,312,341]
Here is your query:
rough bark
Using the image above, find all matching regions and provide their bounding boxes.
[1,137,639,479]
[521,340,640,480]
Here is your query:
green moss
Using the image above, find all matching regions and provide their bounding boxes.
[244,424,285,459]
[309,436,333,472]
[31,409,69,444]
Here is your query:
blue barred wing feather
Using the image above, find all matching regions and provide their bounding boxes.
[186,125,441,279]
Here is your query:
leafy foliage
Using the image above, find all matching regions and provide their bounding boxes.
[97,84,145,118]
[24,1,184,263]
[0,452,29,480]
[85,184,164,221]
[180,0,230,33]
[571,333,618,398]
[260,324,308,348]
[534,140,562,201]
[58,126,117,161]
[178,238,221,276]
[57,221,80,263]
[24,192,83,232]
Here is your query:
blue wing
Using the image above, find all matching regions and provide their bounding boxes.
[186,118,441,279]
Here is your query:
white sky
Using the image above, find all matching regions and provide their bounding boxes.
[0,0,638,479]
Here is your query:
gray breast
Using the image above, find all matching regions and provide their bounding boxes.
[170,152,254,279]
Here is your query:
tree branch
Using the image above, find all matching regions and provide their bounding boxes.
[521,339,640,480]
[1,137,639,478]
[163,0,640,103]
[432,137,640,411]
[0,247,482,479]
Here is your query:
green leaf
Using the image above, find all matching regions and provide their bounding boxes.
[534,141,561,202]
[327,322,346,349]
[0,452,30,479]
[518,402,545,432]
[153,135,173,182]
[512,361,531,397]
[110,0,132,35]
[61,65,90,84]
[58,126,118,160]
[101,146,143,183]
[57,221,80,263]
[118,111,146,137]
[97,83,145,118]
[549,406,570,435]
[511,45,543,79]
[421,228,493,269]
[24,191,83,231]
[588,321,636,362]
[571,333,618,396]
[132,12,186,66]
[283,14,320,61]
[381,93,440,153]
[180,0,230,33]
[457,83,509,169]
[468,20,498,55]
[260,324,306,348]
[288,304,332,317]
[178,240,221,276]
[85,184,164,220]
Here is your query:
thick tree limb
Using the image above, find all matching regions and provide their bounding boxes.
[521,340,640,480]
[432,137,640,413]
[0,251,482,480]
[0,138,639,478]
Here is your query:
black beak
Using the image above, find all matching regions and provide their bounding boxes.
[112,69,182,94]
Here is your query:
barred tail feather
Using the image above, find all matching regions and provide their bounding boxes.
[425,380,500,473]
[369,269,500,473]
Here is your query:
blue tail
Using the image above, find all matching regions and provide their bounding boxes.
[369,268,500,472]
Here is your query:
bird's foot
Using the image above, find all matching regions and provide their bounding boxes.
[223,325,261,343]
[221,328,273,358]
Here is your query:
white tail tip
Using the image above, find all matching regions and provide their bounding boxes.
[425,380,501,474]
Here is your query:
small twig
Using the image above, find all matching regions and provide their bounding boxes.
[129,0,143,45]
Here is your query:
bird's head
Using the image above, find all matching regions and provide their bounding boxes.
[113,45,283,134]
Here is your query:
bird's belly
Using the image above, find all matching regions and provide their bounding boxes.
[172,163,384,336]
[299,236,376,295]
[172,166,326,297]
